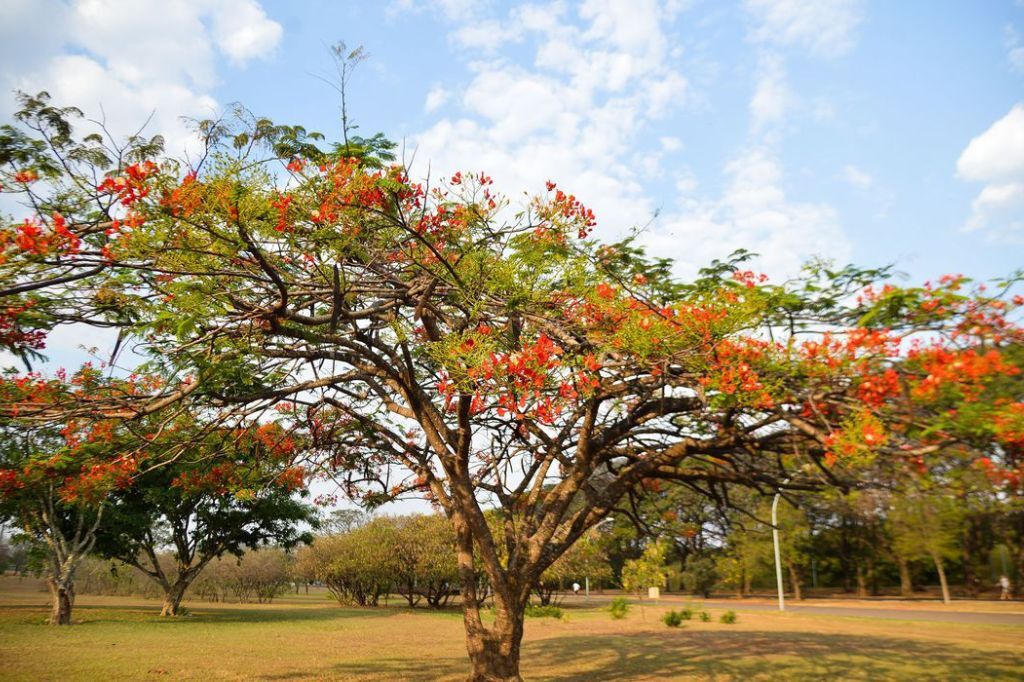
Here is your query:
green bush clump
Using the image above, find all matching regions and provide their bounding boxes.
[525,604,563,619]
[661,610,685,627]
[678,607,694,620]
[608,597,630,620]
[699,610,711,622]
[720,610,738,624]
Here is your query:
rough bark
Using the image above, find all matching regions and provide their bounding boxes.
[462,596,525,682]
[161,579,192,617]
[47,577,74,625]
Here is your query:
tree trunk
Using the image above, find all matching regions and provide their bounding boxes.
[47,577,74,626]
[931,553,951,605]
[855,563,868,597]
[451,508,525,681]
[897,555,913,597]
[161,579,191,616]
[786,560,803,601]
[463,595,525,682]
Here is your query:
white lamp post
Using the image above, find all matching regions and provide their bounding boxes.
[771,478,790,612]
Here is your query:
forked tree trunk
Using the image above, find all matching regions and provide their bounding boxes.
[462,597,525,682]
[452,510,526,681]
[896,555,913,597]
[161,578,194,616]
[47,577,74,625]
[931,553,951,605]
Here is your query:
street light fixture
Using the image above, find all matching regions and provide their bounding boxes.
[772,478,790,612]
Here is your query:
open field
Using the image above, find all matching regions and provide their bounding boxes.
[2,576,1024,681]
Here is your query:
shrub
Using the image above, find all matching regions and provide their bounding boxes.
[699,610,711,622]
[720,610,738,624]
[608,596,630,620]
[661,610,685,627]
[525,604,563,619]
[678,607,694,620]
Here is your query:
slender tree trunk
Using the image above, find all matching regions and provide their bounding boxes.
[47,577,74,625]
[931,553,951,605]
[855,563,869,598]
[786,560,803,601]
[896,555,913,597]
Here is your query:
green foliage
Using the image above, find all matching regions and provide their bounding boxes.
[295,514,457,609]
[699,610,711,622]
[661,609,685,627]
[608,596,630,620]
[681,556,718,598]
[622,540,668,595]
[720,610,738,624]
[525,604,563,619]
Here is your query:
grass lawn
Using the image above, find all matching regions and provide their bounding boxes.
[2,576,1023,681]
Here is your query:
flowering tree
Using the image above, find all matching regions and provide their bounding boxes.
[0,369,146,625]
[93,421,315,616]
[2,95,1023,678]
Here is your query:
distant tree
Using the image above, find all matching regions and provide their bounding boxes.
[295,520,397,607]
[93,423,315,616]
[0,379,144,625]
[391,514,459,608]
[890,486,963,604]
[681,555,718,598]
[319,508,368,535]
[534,528,611,605]
[622,540,669,597]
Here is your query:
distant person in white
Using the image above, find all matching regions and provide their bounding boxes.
[999,575,1011,600]
[572,582,581,596]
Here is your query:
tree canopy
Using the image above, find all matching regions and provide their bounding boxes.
[1,91,1022,680]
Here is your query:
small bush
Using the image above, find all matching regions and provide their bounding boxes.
[699,610,711,622]
[525,604,563,619]
[720,610,737,624]
[608,596,630,620]
[661,610,685,627]
[678,607,694,621]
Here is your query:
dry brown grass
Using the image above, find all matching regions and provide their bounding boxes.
[2,576,1022,680]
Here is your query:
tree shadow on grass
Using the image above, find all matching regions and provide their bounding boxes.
[320,629,1024,681]
[522,630,1024,681]
[0,602,398,626]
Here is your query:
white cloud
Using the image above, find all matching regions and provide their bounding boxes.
[1,0,282,157]
[644,149,850,278]
[209,0,283,65]
[744,0,863,58]
[412,0,850,280]
[424,85,450,113]
[956,104,1024,238]
[750,52,792,133]
[1006,25,1024,74]
[843,164,873,189]
[957,104,1024,183]
[413,1,686,235]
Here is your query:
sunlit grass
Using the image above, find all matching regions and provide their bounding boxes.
[2,577,1022,680]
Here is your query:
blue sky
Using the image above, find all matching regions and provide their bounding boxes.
[2,1,1022,284]
[1,0,1021,513]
